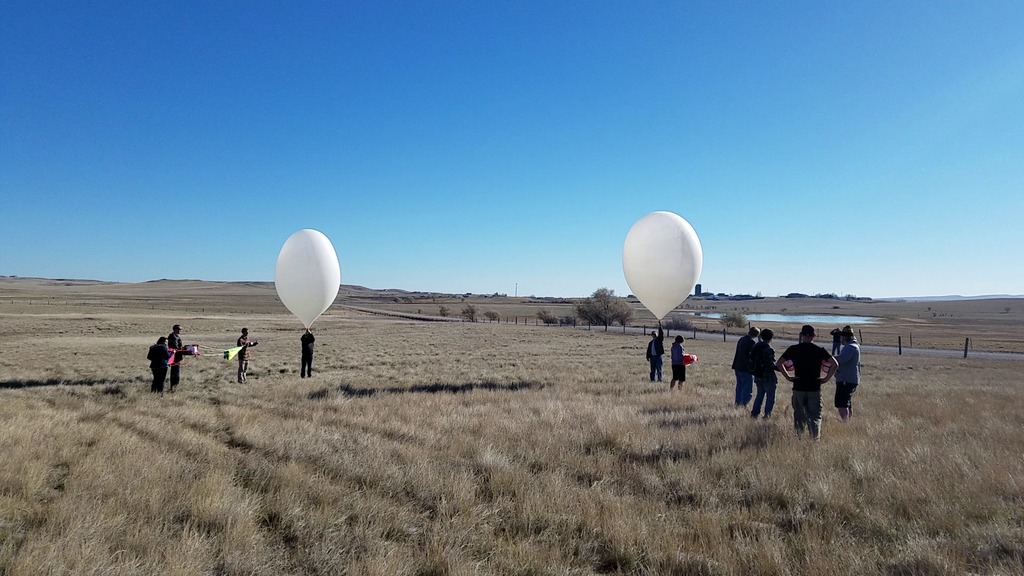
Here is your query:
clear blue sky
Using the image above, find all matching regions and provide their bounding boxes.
[2,1,1022,298]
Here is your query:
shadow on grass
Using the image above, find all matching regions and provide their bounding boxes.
[311,380,544,400]
[0,378,124,390]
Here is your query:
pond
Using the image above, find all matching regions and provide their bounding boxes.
[680,312,879,325]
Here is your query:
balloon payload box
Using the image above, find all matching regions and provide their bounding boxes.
[185,345,199,356]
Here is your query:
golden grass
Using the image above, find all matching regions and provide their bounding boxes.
[1,281,1023,575]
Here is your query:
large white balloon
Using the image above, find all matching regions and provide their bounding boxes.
[275,229,341,329]
[622,211,703,320]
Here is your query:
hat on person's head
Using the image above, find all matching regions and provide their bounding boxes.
[172,324,181,330]
[841,325,855,337]
[800,325,815,336]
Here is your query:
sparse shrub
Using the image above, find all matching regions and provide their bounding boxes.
[483,310,500,322]
[559,315,575,325]
[537,309,558,324]
[461,304,477,322]
[663,316,694,331]
[438,306,450,317]
[720,310,748,328]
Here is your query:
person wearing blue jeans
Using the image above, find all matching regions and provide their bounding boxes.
[731,326,759,407]
[645,324,664,382]
[750,328,778,418]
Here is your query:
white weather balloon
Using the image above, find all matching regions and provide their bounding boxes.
[275,229,341,329]
[622,211,703,320]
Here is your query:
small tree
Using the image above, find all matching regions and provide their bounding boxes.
[438,306,450,317]
[461,304,477,322]
[483,310,500,322]
[575,288,634,329]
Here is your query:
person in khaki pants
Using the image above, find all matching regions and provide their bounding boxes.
[236,328,258,383]
[776,325,838,440]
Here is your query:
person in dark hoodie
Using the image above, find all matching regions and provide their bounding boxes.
[300,328,315,378]
[669,335,686,390]
[750,328,778,419]
[147,336,173,395]
[645,324,664,382]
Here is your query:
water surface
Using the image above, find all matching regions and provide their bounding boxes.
[682,312,878,325]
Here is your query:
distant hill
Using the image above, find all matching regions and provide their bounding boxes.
[882,294,1024,302]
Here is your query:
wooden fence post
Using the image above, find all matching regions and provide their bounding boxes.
[898,336,902,355]
[963,338,969,359]
[723,328,726,342]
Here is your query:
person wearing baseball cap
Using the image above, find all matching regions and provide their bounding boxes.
[168,324,184,392]
[834,326,861,421]
[776,325,839,440]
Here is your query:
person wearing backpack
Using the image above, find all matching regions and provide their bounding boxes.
[750,329,778,419]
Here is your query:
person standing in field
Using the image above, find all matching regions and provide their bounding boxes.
[777,325,839,440]
[834,325,861,421]
[732,326,760,407]
[750,328,778,419]
[669,335,686,390]
[829,327,842,356]
[147,336,173,395]
[167,324,183,392]
[237,327,258,384]
[300,328,315,378]
[645,324,665,382]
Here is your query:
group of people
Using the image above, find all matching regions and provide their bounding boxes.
[145,319,860,441]
[733,324,861,440]
[146,324,189,395]
[146,325,263,394]
[645,326,689,390]
[643,320,862,440]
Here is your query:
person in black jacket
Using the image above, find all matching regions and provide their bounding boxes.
[750,329,779,419]
[645,324,665,382]
[147,337,173,395]
[300,329,315,378]
[167,324,183,392]
[731,326,760,407]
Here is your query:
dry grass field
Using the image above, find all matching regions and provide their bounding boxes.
[1,278,1023,575]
